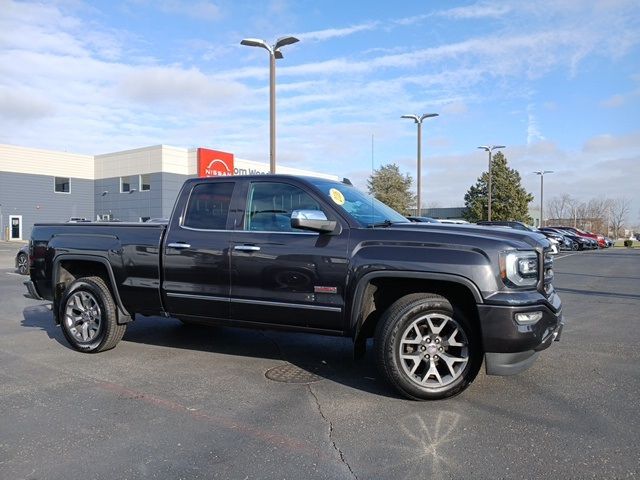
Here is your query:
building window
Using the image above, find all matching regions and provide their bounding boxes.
[54,177,70,193]
[120,176,133,193]
[139,174,151,191]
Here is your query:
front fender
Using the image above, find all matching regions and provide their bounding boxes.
[348,270,484,342]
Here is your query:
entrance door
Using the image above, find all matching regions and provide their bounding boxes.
[9,215,22,240]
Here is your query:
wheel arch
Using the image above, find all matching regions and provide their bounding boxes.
[350,271,483,357]
[53,254,132,325]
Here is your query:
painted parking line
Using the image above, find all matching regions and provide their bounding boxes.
[5,272,22,276]
[554,253,578,260]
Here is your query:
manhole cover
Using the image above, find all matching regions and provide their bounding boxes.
[265,363,324,384]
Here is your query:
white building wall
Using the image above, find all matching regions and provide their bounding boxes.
[160,145,190,176]
[231,158,339,180]
[0,143,93,179]
[94,145,166,179]
[187,148,198,175]
[2,143,338,183]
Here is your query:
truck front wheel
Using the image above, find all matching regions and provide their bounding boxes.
[59,276,126,353]
[375,293,481,400]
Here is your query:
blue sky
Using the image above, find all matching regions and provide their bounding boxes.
[1,0,639,223]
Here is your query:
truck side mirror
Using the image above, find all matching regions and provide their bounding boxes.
[291,210,337,234]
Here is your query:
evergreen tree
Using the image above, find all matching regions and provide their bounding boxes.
[367,163,415,215]
[463,152,533,223]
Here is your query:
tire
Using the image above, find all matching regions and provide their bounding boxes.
[16,253,28,275]
[59,276,126,353]
[375,293,482,400]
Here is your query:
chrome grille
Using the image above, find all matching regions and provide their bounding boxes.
[543,248,554,295]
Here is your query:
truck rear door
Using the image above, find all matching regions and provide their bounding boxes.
[162,180,237,320]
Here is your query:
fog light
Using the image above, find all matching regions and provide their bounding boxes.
[514,311,543,325]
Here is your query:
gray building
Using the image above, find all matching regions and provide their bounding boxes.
[422,206,467,220]
[0,143,338,241]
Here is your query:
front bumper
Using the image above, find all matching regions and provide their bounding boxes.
[480,293,563,376]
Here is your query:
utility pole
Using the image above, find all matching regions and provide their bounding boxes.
[401,113,438,216]
[241,36,300,173]
[534,170,553,227]
[477,145,506,221]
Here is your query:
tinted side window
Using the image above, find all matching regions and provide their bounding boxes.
[183,182,235,230]
[246,182,322,232]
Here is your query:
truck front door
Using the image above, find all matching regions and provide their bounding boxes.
[229,180,349,332]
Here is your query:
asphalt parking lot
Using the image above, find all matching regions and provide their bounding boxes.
[1,242,639,479]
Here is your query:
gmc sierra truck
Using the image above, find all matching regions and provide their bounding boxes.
[25,175,563,400]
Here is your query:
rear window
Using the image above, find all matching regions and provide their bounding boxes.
[183,182,235,230]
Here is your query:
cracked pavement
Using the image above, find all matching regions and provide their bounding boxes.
[0,244,639,479]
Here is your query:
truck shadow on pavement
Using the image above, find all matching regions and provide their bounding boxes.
[21,304,68,347]
[20,307,399,399]
[125,315,399,398]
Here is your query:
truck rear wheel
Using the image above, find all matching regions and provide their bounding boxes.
[375,293,481,400]
[59,276,126,353]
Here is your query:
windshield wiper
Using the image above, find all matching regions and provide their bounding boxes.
[367,219,395,228]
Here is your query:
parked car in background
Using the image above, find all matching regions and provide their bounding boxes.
[15,244,29,275]
[477,220,531,231]
[438,219,470,224]
[67,217,91,223]
[478,221,559,254]
[550,226,605,248]
[407,216,440,223]
[604,237,614,247]
[538,229,575,251]
[539,228,580,251]
[546,227,597,250]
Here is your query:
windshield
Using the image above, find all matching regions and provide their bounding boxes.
[307,179,409,226]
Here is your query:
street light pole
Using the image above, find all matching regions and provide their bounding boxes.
[534,170,553,227]
[241,36,299,174]
[401,113,438,216]
[477,145,505,221]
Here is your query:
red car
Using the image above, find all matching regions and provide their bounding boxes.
[550,226,606,248]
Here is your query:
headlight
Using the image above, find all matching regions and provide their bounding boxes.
[500,251,538,288]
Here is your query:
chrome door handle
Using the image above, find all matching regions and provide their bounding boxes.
[234,245,261,252]
[167,242,191,249]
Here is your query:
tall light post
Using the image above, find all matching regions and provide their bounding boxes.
[534,170,553,227]
[401,113,438,216]
[241,36,299,174]
[477,145,505,221]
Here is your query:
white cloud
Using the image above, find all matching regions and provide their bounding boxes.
[526,104,545,145]
[441,100,468,115]
[118,66,248,109]
[130,0,222,21]
[0,87,56,122]
[295,22,379,42]
[582,131,640,154]
[600,94,625,108]
[438,2,512,19]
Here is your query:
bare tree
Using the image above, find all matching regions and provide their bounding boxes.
[610,196,631,238]
[546,193,573,222]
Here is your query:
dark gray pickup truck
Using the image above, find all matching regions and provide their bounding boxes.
[26,175,563,400]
